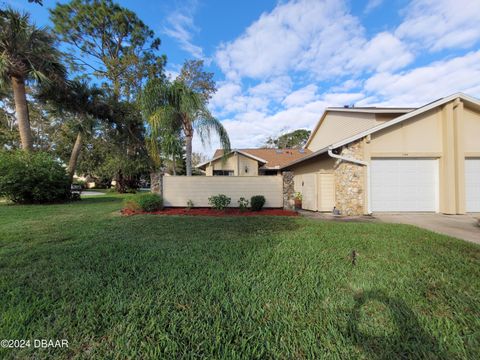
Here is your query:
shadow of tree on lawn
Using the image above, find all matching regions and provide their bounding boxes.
[346,289,450,360]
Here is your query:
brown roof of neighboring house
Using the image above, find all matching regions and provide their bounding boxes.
[211,148,312,169]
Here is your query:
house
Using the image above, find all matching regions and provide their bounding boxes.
[281,93,480,215]
[197,148,311,176]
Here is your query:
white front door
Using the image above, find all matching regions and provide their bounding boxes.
[370,158,438,212]
[465,158,480,212]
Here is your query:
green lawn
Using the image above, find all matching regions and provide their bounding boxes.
[0,195,479,359]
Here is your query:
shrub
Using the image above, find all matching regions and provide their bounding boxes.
[208,194,231,210]
[0,151,71,204]
[186,199,194,209]
[137,193,163,212]
[238,197,249,211]
[251,195,266,211]
[123,199,141,212]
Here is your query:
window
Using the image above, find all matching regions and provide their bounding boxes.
[213,170,234,176]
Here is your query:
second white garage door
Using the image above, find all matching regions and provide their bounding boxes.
[371,158,438,212]
[465,158,480,212]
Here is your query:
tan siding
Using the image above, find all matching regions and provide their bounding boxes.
[208,153,259,176]
[464,107,480,153]
[163,176,283,207]
[307,112,379,152]
[370,108,443,154]
[238,156,259,176]
[212,154,238,174]
[375,113,403,122]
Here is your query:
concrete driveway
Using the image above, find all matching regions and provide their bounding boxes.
[375,213,480,244]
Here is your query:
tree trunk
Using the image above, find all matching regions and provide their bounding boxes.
[11,76,33,151]
[185,135,193,176]
[67,131,83,181]
[172,156,177,176]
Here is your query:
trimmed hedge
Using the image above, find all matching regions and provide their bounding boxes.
[0,151,71,204]
[250,195,266,211]
[137,193,163,212]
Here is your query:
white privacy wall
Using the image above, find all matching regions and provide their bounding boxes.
[163,176,283,208]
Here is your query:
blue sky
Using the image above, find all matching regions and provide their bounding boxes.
[5,0,480,155]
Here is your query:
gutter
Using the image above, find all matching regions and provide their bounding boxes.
[327,147,371,214]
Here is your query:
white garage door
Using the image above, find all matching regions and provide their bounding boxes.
[465,158,480,212]
[371,159,438,212]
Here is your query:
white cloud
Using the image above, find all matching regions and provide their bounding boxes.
[163,9,204,59]
[248,76,292,101]
[204,92,368,151]
[364,0,383,14]
[348,32,414,72]
[396,0,480,51]
[209,81,270,116]
[215,0,413,81]
[364,50,480,105]
[216,0,365,80]
[282,84,318,107]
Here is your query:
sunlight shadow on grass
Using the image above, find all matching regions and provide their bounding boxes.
[346,289,449,359]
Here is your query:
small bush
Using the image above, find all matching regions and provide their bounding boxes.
[238,197,249,211]
[123,199,141,212]
[251,195,266,211]
[137,193,163,212]
[186,199,194,209]
[208,194,231,210]
[0,151,71,204]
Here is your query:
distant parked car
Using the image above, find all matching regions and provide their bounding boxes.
[71,184,83,193]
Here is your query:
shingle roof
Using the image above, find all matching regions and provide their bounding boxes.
[211,148,312,169]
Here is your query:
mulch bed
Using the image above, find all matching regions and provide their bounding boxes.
[121,207,298,217]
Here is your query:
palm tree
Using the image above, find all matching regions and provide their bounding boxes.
[0,8,66,151]
[162,132,183,175]
[37,80,107,180]
[142,79,230,176]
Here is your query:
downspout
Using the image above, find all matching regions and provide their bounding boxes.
[327,146,372,214]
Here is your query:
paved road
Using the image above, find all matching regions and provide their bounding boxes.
[375,213,480,245]
[81,191,106,196]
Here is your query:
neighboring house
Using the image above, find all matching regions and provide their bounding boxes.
[197,148,311,176]
[281,93,480,215]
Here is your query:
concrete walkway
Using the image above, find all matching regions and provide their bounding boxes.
[375,213,480,244]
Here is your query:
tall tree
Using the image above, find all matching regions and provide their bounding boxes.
[37,80,109,180]
[265,129,311,149]
[50,0,165,100]
[0,8,65,151]
[177,59,216,101]
[142,79,230,176]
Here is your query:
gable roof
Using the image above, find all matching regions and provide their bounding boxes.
[331,92,480,149]
[282,93,480,169]
[197,148,312,170]
[304,107,414,148]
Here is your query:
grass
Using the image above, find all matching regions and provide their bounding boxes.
[0,194,479,359]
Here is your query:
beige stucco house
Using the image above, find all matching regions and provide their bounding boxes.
[281,93,480,215]
[197,148,311,176]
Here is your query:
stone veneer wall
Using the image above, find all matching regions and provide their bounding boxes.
[282,171,295,210]
[333,139,365,215]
